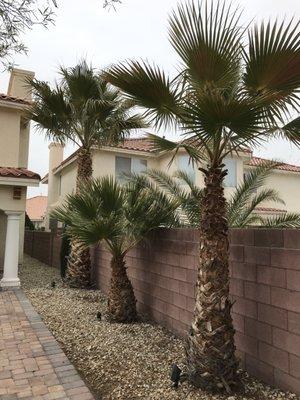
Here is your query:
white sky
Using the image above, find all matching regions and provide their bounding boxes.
[1,0,299,197]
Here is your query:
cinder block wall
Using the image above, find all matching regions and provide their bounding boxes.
[24,228,300,393]
[24,231,61,268]
[91,228,300,394]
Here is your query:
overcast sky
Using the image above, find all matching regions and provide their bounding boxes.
[1,0,299,197]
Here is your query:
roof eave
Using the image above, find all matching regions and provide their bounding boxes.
[0,176,40,187]
[0,99,28,111]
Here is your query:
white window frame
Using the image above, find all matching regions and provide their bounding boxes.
[115,156,147,182]
[223,157,237,187]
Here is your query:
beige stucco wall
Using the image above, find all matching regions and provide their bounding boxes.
[0,185,27,266]
[60,163,77,199]
[45,143,300,226]
[18,120,30,168]
[0,108,21,167]
[156,151,245,200]
[49,148,247,209]
[0,68,36,269]
[244,168,300,213]
[92,148,158,179]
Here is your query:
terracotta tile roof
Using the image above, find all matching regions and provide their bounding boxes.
[0,167,40,180]
[248,157,300,173]
[116,138,157,153]
[0,93,31,105]
[26,196,47,221]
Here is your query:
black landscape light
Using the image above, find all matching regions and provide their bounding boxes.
[170,363,182,389]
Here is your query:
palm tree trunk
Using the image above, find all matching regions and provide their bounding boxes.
[66,148,93,288]
[108,254,137,323]
[185,165,239,393]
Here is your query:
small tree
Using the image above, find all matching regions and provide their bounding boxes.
[25,212,35,230]
[0,0,56,69]
[52,176,179,322]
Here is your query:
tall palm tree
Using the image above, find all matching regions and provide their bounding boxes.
[103,1,300,391]
[52,176,180,322]
[138,162,300,228]
[27,61,146,288]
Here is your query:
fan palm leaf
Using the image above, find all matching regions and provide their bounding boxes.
[52,176,179,322]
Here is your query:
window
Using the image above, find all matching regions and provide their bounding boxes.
[132,158,147,174]
[115,156,147,182]
[178,154,195,183]
[116,156,131,182]
[223,158,237,187]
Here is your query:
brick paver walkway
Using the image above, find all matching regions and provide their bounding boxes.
[0,289,95,400]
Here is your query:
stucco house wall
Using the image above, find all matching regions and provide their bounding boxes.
[0,185,27,263]
[42,138,300,230]
[263,171,300,213]
[0,68,40,273]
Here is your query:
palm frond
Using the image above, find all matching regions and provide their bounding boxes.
[52,175,179,254]
[169,0,243,90]
[27,61,146,151]
[145,168,202,227]
[228,160,282,225]
[261,213,300,228]
[243,18,300,124]
[147,133,206,164]
[103,61,180,128]
[233,188,285,227]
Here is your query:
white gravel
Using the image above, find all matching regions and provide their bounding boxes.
[20,255,299,400]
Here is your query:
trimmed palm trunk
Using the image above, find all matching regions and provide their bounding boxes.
[108,254,137,323]
[66,148,93,288]
[185,166,239,392]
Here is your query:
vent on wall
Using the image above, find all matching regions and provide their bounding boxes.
[13,186,22,200]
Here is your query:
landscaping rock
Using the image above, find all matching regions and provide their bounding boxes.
[20,255,299,400]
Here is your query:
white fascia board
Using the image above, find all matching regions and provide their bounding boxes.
[0,177,40,187]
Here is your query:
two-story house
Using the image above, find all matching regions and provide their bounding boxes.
[0,68,40,288]
[41,137,300,230]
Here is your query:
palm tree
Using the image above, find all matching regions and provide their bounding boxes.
[52,176,180,322]
[138,162,300,228]
[103,1,300,391]
[27,61,146,288]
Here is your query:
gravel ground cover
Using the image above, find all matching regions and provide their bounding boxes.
[20,255,299,400]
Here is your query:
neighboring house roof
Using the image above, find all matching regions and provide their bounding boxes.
[248,157,300,173]
[26,196,47,221]
[0,93,31,105]
[41,137,300,182]
[0,167,41,180]
[117,137,157,153]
